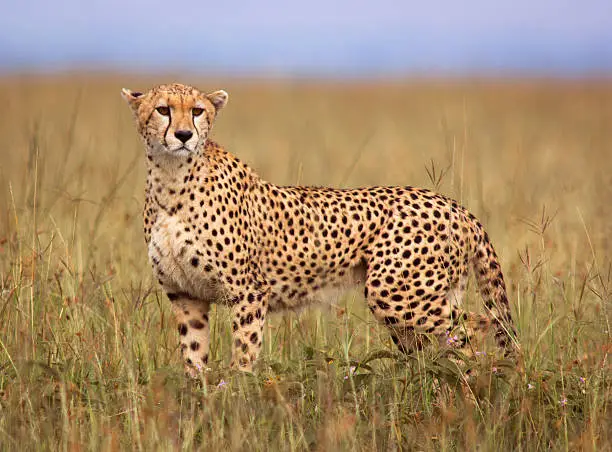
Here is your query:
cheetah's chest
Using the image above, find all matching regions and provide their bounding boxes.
[148,211,222,301]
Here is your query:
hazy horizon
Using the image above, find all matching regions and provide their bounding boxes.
[2,0,611,77]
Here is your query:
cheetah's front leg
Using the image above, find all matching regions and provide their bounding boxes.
[167,292,210,378]
[228,280,270,372]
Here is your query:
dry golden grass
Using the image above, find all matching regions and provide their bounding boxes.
[0,74,611,450]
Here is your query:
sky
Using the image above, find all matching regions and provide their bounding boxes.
[1,0,611,76]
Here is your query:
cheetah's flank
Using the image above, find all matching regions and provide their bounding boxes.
[121,82,518,376]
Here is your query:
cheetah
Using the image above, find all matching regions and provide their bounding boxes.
[121,83,518,376]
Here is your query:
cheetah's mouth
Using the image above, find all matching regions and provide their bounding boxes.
[168,145,194,156]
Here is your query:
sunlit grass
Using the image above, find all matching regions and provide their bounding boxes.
[0,75,610,450]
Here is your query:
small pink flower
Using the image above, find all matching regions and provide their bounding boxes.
[527,383,534,390]
[217,379,227,389]
[344,366,357,380]
[446,332,459,346]
[560,397,567,407]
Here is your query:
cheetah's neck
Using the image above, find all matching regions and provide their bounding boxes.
[145,150,203,213]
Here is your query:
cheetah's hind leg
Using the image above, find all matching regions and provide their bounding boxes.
[365,269,493,361]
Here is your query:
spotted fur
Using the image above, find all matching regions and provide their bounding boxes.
[122,83,518,376]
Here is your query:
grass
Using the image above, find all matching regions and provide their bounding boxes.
[0,74,610,450]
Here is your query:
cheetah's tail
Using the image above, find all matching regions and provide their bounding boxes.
[472,232,519,355]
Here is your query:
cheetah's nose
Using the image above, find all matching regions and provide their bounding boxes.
[174,130,193,143]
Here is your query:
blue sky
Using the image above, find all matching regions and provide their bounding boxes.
[1,0,611,76]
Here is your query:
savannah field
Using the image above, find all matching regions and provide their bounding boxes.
[0,75,610,451]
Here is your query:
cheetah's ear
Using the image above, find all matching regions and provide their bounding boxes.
[207,90,228,112]
[121,88,144,110]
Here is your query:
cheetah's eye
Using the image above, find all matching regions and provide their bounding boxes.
[192,107,204,117]
[156,106,170,116]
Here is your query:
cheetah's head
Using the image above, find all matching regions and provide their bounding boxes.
[121,83,228,157]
